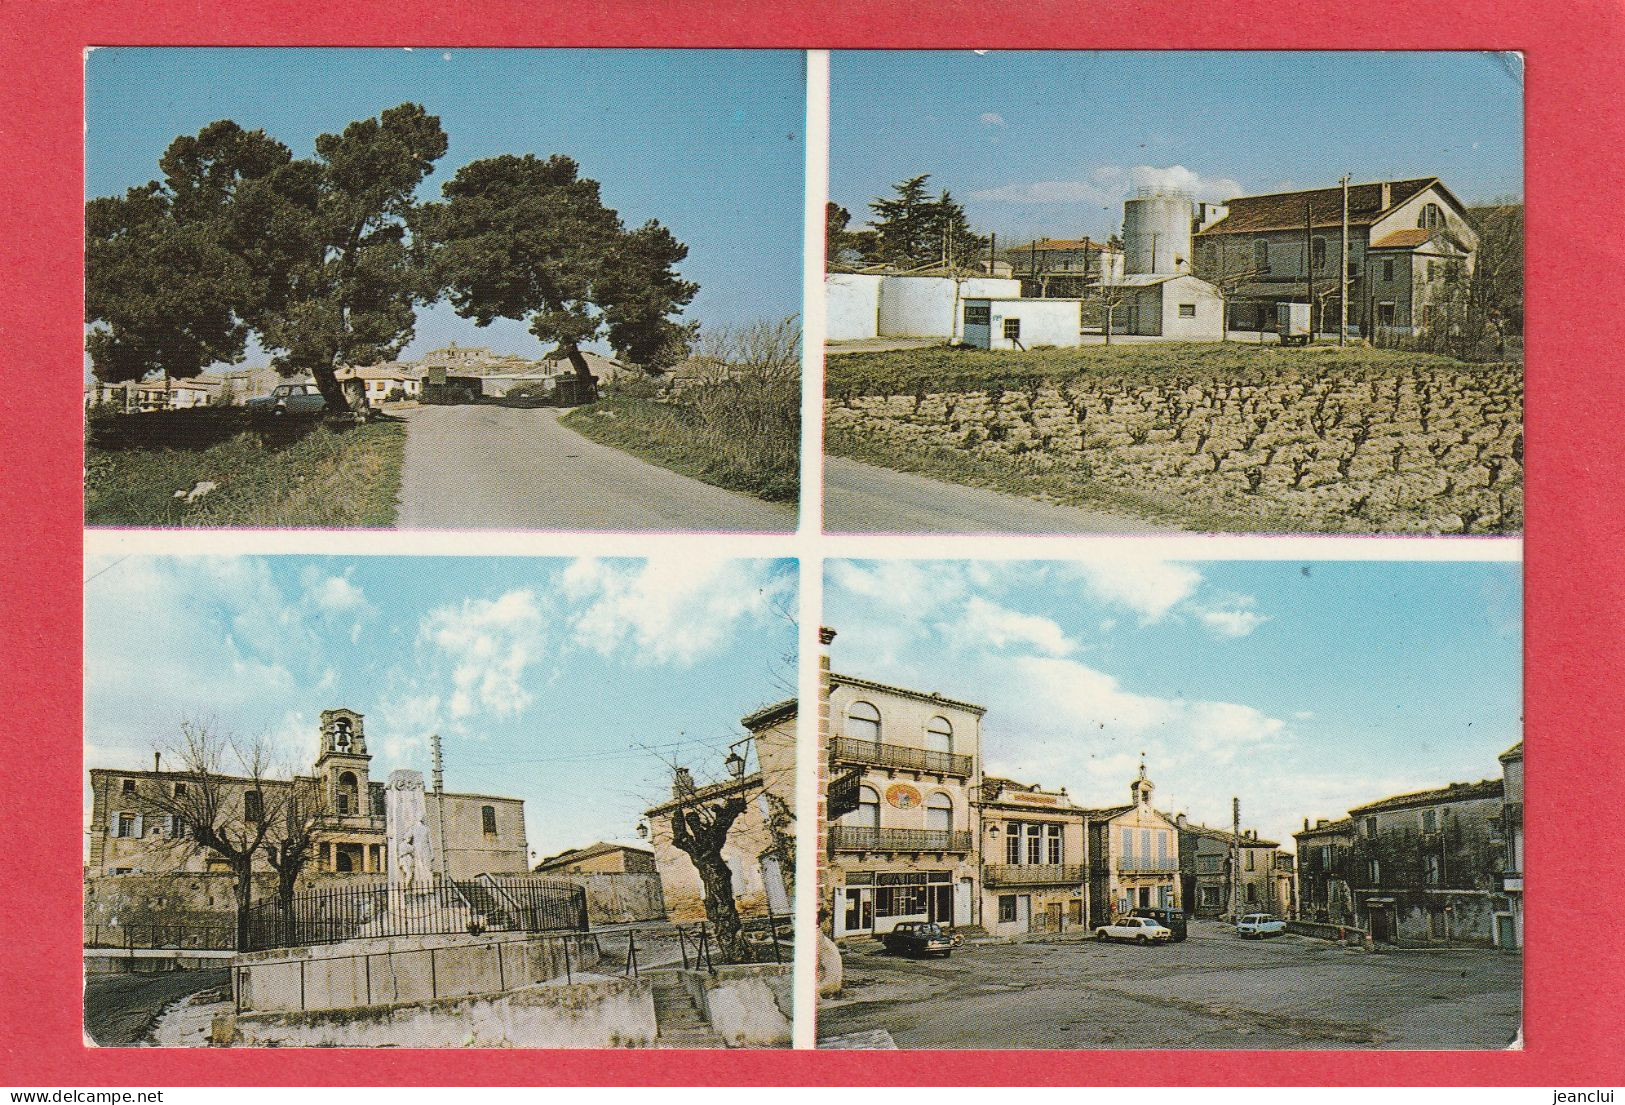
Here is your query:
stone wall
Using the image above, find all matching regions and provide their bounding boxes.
[825,363,1522,534]
[554,872,667,926]
[678,963,793,1047]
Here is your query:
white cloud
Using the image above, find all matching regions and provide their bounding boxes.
[1192,596,1269,638]
[419,589,547,722]
[951,597,1075,656]
[1063,557,1202,623]
[970,178,1119,206]
[979,112,1006,127]
[310,572,367,614]
[562,558,790,667]
[1128,165,1244,203]
[970,163,1243,208]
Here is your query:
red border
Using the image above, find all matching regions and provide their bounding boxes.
[4,0,1624,1087]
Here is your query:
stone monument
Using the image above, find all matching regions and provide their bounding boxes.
[386,769,436,889]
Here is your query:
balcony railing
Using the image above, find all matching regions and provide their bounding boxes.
[829,825,973,854]
[982,864,1086,888]
[1116,858,1180,874]
[831,737,974,778]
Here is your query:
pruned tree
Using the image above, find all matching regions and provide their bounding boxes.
[133,720,286,950]
[666,769,751,965]
[261,774,332,947]
[421,153,698,384]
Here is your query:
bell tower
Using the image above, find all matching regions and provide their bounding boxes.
[315,708,372,818]
[1130,755,1155,809]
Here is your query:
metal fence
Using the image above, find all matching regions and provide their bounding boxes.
[243,877,588,951]
[831,737,974,778]
[84,922,236,951]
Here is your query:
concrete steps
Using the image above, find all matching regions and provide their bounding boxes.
[651,977,725,1048]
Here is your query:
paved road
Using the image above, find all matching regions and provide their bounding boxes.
[396,406,795,531]
[819,924,1521,1050]
[824,455,1179,535]
[84,968,229,1046]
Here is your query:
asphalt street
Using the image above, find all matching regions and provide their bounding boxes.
[395,405,796,531]
[818,923,1521,1050]
[823,455,1180,535]
[83,968,230,1047]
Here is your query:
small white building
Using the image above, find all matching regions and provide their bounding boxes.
[961,298,1083,350]
[825,273,885,341]
[824,273,1025,343]
[1104,273,1225,340]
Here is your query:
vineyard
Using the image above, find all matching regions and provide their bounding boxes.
[824,345,1523,534]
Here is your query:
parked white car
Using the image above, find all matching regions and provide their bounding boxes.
[1236,914,1287,938]
[1094,916,1172,945]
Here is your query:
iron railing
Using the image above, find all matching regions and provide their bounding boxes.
[84,922,236,951]
[982,864,1086,888]
[1115,858,1180,874]
[829,825,973,854]
[831,737,974,778]
[243,877,588,951]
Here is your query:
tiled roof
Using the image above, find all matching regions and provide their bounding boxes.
[1176,819,1281,848]
[1348,778,1503,816]
[1294,818,1354,839]
[1499,741,1523,763]
[1369,228,1434,250]
[742,698,797,730]
[1076,804,1135,821]
[1005,238,1120,253]
[831,672,986,717]
[1197,178,1437,236]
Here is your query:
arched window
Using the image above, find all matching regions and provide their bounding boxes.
[852,786,881,828]
[482,805,498,835]
[1418,203,1444,230]
[925,716,953,754]
[332,717,353,752]
[846,701,881,743]
[336,771,358,816]
[926,792,953,832]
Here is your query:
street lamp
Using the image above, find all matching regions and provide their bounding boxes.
[635,820,649,840]
[725,749,746,780]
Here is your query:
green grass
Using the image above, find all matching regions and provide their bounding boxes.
[562,391,799,504]
[86,408,406,528]
[826,342,1489,400]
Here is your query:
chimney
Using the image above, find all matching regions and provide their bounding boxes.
[1176,813,1187,829]
[1304,817,1310,831]
[1380,181,1392,210]
[154,752,161,773]
[672,767,696,797]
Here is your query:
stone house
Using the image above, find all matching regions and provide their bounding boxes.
[535,842,656,876]
[978,777,1089,937]
[1497,742,1523,949]
[1174,816,1290,918]
[1000,237,1126,296]
[88,708,529,881]
[1293,817,1357,924]
[1082,763,1183,927]
[1193,177,1479,336]
[645,698,797,924]
[825,672,983,938]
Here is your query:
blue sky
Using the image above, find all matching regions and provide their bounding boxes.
[825,557,1521,849]
[832,51,1524,244]
[85,48,806,363]
[84,555,797,861]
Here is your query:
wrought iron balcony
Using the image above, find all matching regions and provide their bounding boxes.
[831,737,974,778]
[829,825,973,854]
[982,864,1086,888]
[1116,857,1180,874]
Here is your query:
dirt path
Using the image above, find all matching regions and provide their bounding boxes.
[83,968,229,1046]
[396,405,795,531]
[823,455,1180,535]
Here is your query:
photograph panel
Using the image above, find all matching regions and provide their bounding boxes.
[824,51,1523,536]
[815,556,1522,1049]
[84,48,806,532]
[83,552,799,1047]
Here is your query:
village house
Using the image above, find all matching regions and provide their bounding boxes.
[535,841,656,876]
[1081,762,1183,927]
[1293,816,1357,925]
[825,672,983,939]
[1497,741,1523,949]
[87,708,529,880]
[1000,237,1125,296]
[645,698,797,924]
[1192,176,1479,337]
[978,776,1088,936]
[1174,816,1292,919]
[338,362,423,404]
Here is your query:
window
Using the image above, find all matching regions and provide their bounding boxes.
[998,895,1018,924]
[173,782,187,797]
[1382,258,1394,282]
[1378,302,1396,326]
[964,303,990,326]
[1006,823,1022,865]
[1178,303,1196,318]
[1246,883,1258,904]
[337,771,358,816]
[243,790,263,823]
[1418,202,1444,229]
[925,793,953,833]
[1121,827,1134,863]
[1245,850,1256,871]
[1047,824,1063,865]
[1254,239,1270,273]
[925,716,953,754]
[1157,831,1169,862]
[845,701,881,743]
[1424,854,1441,885]
[1428,260,1439,281]
[1002,317,1021,341]
[116,813,137,838]
[1027,825,1043,865]
[854,786,880,828]
[121,779,136,796]
[1320,845,1332,866]
[168,814,185,839]
[1363,816,1377,837]
[1140,829,1151,864]
[482,805,498,836]
[1368,859,1381,884]
[1312,236,1327,269]
[1421,809,1438,833]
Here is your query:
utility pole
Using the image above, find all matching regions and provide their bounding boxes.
[1228,796,1241,921]
[1304,199,1315,341]
[988,231,996,276]
[431,733,449,881]
[1339,174,1350,346]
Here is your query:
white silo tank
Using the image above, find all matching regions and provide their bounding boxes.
[1122,189,1195,276]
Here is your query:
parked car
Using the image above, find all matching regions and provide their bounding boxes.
[248,382,326,417]
[1094,916,1172,945]
[880,922,954,958]
[1130,907,1188,942]
[1236,913,1287,938]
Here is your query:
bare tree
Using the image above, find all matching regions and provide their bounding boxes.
[1091,281,1135,346]
[134,720,285,949]
[261,773,332,947]
[665,768,751,964]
